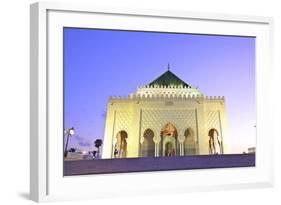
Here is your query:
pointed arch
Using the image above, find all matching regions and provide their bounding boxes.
[184,128,196,155]
[113,130,128,158]
[208,128,222,155]
[141,129,155,157]
[160,123,178,156]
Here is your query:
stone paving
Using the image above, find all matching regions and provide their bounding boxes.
[64,153,255,176]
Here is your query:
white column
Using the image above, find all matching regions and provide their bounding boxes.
[180,143,184,156]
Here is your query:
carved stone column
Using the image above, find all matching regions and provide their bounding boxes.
[153,134,161,157]
[178,135,185,156]
[155,144,158,157]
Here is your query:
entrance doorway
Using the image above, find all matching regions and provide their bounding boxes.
[114,130,128,158]
[161,123,178,156]
[141,129,155,157]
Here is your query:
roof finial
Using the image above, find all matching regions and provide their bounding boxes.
[167,63,170,71]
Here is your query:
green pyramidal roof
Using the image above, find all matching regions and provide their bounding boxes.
[148,70,191,88]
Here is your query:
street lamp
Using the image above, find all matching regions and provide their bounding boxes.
[64,127,75,158]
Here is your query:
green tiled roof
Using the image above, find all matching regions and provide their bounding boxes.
[148,70,191,88]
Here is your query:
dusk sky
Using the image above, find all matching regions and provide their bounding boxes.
[64,27,256,154]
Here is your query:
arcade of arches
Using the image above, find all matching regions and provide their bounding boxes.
[140,123,198,157]
[112,123,223,158]
[104,69,227,159]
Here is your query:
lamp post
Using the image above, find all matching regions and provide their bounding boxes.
[64,127,75,158]
[94,139,103,159]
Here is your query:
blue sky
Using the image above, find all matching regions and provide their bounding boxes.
[64,28,256,153]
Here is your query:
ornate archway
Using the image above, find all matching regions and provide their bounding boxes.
[208,128,222,154]
[141,129,155,157]
[113,130,128,158]
[160,123,178,156]
[184,128,196,155]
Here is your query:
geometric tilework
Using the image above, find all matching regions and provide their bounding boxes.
[206,110,220,132]
[141,109,196,143]
[113,110,132,137]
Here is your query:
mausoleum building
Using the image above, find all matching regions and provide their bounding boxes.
[102,67,228,159]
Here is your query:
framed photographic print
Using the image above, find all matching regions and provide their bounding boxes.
[30,2,274,202]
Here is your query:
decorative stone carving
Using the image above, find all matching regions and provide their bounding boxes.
[113,110,132,137]
[102,69,227,158]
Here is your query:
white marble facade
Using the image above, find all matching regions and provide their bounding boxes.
[102,70,227,159]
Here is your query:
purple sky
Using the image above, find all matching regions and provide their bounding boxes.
[64,28,256,153]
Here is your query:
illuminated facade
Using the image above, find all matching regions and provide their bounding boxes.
[102,67,228,159]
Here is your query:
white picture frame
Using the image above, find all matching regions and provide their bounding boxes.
[30,2,274,202]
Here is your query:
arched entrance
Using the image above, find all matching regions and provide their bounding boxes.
[208,128,222,154]
[141,129,155,157]
[165,142,175,156]
[161,123,178,157]
[113,130,128,158]
[184,128,196,155]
